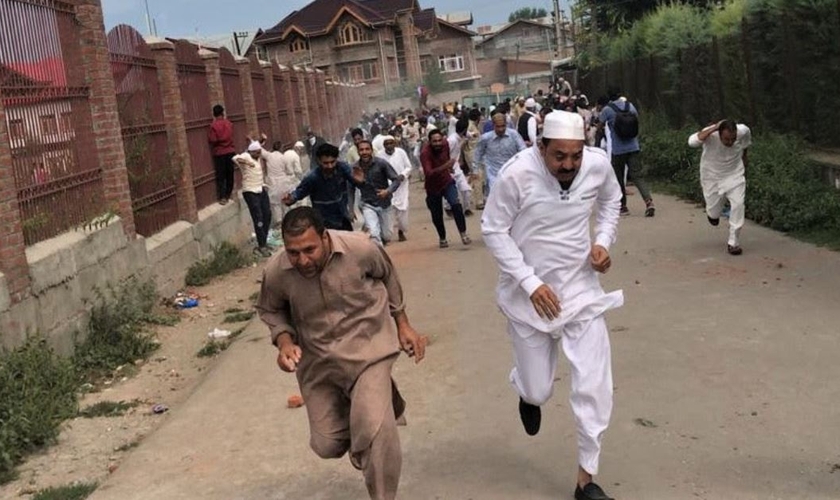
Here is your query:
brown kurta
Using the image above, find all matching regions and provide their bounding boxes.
[256,230,404,387]
[256,230,407,499]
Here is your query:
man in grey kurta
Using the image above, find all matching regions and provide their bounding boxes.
[256,207,427,500]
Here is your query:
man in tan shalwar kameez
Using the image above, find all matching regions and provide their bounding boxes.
[256,206,427,500]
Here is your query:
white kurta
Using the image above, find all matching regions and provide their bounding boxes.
[481,146,624,333]
[688,124,751,247]
[481,145,623,476]
[447,133,472,195]
[376,147,413,211]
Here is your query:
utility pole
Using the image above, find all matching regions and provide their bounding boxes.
[233,31,249,56]
[553,0,566,60]
[143,0,153,36]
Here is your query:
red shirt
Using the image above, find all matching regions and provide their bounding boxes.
[420,142,454,195]
[208,118,235,156]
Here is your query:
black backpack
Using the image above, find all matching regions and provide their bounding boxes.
[608,101,639,140]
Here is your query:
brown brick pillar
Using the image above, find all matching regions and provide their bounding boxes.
[324,80,336,141]
[200,49,225,108]
[0,99,31,302]
[149,38,198,224]
[262,61,281,146]
[294,66,311,136]
[315,70,331,140]
[76,0,135,238]
[280,65,299,144]
[304,68,321,136]
[237,57,258,138]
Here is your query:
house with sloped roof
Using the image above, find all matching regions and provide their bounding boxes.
[251,0,481,99]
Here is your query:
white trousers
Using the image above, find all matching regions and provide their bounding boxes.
[704,181,745,247]
[392,207,409,234]
[444,168,473,211]
[508,317,613,475]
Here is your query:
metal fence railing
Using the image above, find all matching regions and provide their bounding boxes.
[0,0,103,245]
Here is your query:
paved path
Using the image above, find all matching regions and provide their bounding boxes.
[90,185,840,500]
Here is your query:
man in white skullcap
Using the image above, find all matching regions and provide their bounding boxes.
[292,141,311,176]
[481,111,623,500]
[516,98,539,146]
[234,141,273,257]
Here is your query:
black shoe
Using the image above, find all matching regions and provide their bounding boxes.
[464,209,474,217]
[574,482,614,500]
[727,244,743,256]
[518,398,541,436]
[398,230,407,242]
[644,202,655,217]
[708,216,720,226]
[619,206,630,216]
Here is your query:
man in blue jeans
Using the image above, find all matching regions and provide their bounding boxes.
[355,139,402,246]
[420,129,472,249]
[598,88,655,217]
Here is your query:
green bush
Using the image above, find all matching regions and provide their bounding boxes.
[185,241,251,287]
[641,114,840,244]
[0,338,79,480]
[73,276,160,379]
[32,482,98,500]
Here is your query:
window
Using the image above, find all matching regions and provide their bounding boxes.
[338,22,371,46]
[8,119,24,141]
[339,61,379,82]
[420,57,432,74]
[289,37,309,53]
[40,114,58,135]
[438,54,465,73]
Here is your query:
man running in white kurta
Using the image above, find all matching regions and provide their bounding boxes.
[688,119,751,255]
[377,136,413,242]
[481,111,623,500]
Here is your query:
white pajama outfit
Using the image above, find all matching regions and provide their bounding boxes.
[263,149,302,222]
[446,133,472,210]
[481,146,623,476]
[688,124,751,247]
[377,147,413,235]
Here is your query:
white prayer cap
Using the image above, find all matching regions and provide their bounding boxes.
[525,98,536,109]
[294,141,304,149]
[383,135,396,143]
[248,141,262,152]
[542,111,585,141]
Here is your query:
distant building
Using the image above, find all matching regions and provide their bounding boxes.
[251,0,481,99]
[474,17,573,93]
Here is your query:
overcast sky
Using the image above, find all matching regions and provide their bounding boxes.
[101,0,571,38]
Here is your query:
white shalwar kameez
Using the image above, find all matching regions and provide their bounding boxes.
[446,133,472,210]
[481,145,623,476]
[262,149,302,222]
[688,124,751,247]
[377,147,413,235]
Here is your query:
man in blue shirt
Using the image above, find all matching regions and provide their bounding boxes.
[475,112,527,192]
[283,143,364,231]
[598,88,655,217]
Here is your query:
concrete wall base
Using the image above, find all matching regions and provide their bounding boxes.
[0,199,252,353]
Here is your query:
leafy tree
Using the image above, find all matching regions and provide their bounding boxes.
[508,7,549,23]
[423,61,450,94]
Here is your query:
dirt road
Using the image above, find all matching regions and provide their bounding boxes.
[88,184,840,500]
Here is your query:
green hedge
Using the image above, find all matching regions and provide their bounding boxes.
[0,339,78,480]
[640,116,840,243]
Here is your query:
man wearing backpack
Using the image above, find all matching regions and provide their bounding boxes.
[599,88,655,217]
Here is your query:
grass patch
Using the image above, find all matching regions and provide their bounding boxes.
[185,241,251,286]
[0,338,79,481]
[0,468,19,486]
[197,340,229,358]
[32,482,98,500]
[73,276,161,381]
[223,307,244,314]
[248,292,259,302]
[114,440,140,452]
[223,310,255,323]
[78,400,140,418]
